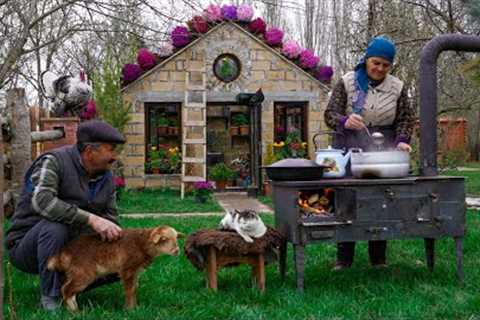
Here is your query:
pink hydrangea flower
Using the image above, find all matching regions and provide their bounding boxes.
[265,27,284,46]
[248,17,266,35]
[203,4,222,22]
[171,26,191,48]
[189,15,209,34]
[221,4,237,20]
[137,48,156,71]
[299,49,319,69]
[122,63,142,83]
[315,65,334,82]
[237,4,254,21]
[282,40,302,59]
[157,42,174,57]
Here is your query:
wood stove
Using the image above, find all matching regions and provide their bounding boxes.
[272,34,477,292]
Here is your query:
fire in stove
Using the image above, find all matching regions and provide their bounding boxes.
[297,188,335,217]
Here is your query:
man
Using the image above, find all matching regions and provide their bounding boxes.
[6,120,126,310]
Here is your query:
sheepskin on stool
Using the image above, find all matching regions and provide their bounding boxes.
[184,227,285,292]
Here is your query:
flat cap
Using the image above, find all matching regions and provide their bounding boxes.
[77,120,126,144]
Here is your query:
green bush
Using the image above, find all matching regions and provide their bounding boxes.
[439,148,469,170]
[208,163,236,181]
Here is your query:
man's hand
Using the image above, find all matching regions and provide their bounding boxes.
[396,142,412,153]
[87,214,122,241]
[344,114,366,130]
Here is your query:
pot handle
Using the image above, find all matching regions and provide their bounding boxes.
[312,131,344,151]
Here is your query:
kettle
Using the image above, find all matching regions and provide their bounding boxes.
[312,132,351,178]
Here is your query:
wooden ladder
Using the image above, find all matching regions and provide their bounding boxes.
[181,60,207,198]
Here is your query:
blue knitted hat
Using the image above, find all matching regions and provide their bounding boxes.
[365,36,396,62]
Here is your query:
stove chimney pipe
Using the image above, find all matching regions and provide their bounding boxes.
[419,34,480,176]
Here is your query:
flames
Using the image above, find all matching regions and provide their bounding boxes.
[298,188,334,216]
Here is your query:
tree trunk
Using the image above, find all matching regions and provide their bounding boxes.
[7,88,31,203]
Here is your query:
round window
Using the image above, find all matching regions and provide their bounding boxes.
[213,54,241,83]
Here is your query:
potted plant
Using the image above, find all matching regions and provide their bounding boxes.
[168,119,179,135]
[167,146,181,173]
[192,180,214,203]
[157,115,170,135]
[208,163,236,191]
[149,147,168,174]
[232,113,249,136]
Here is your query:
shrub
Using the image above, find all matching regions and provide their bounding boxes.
[208,163,236,181]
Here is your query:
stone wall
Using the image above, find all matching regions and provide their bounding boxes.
[121,22,329,189]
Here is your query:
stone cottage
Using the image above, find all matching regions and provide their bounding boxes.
[121,21,330,193]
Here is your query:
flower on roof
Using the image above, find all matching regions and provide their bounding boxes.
[299,49,319,69]
[189,15,209,34]
[315,65,334,83]
[157,42,174,57]
[265,27,284,46]
[171,26,191,48]
[237,4,254,22]
[80,99,97,120]
[137,48,156,71]
[203,4,222,22]
[122,63,142,83]
[282,40,302,59]
[221,4,237,20]
[248,17,266,35]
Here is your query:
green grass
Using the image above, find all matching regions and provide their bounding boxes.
[441,169,480,196]
[257,195,273,209]
[6,213,480,319]
[118,188,223,213]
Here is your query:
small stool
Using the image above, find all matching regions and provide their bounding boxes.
[205,246,265,292]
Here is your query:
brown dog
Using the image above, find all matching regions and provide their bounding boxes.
[47,226,184,311]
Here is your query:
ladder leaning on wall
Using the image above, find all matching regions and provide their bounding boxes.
[181,60,207,199]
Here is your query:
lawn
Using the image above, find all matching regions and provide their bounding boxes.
[5,213,480,320]
[441,167,480,196]
[118,188,224,213]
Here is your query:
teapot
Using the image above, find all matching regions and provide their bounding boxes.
[312,132,351,178]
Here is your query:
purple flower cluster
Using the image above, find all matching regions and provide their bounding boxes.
[193,180,214,190]
[171,26,191,48]
[137,48,156,71]
[299,49,319,69]
[315,66,334,82]
[265,27,284,46]
[157,42,174,57]
[248,17,266,35]
[122,63,142,83]
[80,99,97,120]
[221,4,237,20]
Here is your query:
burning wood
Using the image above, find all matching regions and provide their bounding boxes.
[298,189,334,217]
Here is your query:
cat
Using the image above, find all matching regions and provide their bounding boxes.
[219,209,267,243]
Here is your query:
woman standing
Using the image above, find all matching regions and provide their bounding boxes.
[324,36,415,270]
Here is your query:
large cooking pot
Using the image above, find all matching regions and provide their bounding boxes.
[350,149,410,178]
[264,158,327,181]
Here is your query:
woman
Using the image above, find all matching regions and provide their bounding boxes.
[324,36,415,270]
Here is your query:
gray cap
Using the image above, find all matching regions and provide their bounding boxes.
[76,120,126,144]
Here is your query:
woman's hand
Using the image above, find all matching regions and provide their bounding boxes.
[396,142,412,153]
[344,114,365,130]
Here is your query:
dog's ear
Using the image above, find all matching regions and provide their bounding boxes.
[176,232,186,239]
[150,228,168,244]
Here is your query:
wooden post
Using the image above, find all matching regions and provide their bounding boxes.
[0,119,5,319]
[7,88,31,203]
[256,254,265,292]
[206,246,217,291]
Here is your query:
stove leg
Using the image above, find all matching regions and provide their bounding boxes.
[424,238,435,272]
[454,237,464,283]
[279,240,287,281]
[293,244,305,293]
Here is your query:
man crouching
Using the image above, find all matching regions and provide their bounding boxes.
[6,120,125,311]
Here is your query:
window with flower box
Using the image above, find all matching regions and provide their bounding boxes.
[273,102,308,159]
[145,103,182,174]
